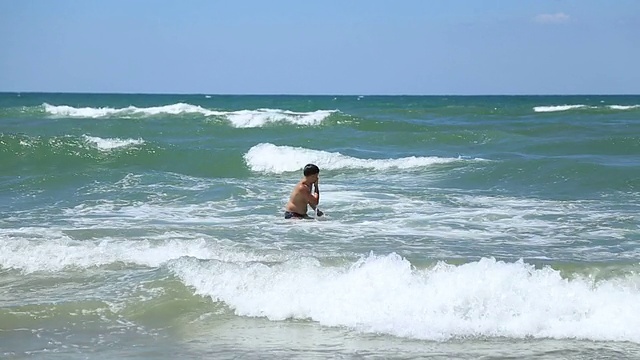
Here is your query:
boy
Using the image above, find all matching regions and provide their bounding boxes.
[284,164,324,219]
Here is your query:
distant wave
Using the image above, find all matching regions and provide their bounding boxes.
[533,105,591,113]
[533,104,640,113]
[608,105,640,110]
[82,135,145,152]
[42,103,336,127]
[44,102,221,117]
[5,134,146,155]
[243,143,481,173]
[225,108,336,128]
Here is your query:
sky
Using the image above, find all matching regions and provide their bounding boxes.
[1,0,639,95]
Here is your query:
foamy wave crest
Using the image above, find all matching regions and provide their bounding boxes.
[42,103,335,126]
[224,108,335,128]
[533,105,589,112]
[608,105,640,110]
[533,104,640,112]
[43,103,221,118]
[170,254,640,342]
[83,135,144,151]
[0,229,281,273]
[244,143,472,173]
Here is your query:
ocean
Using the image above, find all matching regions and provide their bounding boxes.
[1,93,639,359]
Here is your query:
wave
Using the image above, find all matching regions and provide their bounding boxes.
[3,228,640,343]
[243,143,480,173]
[41,103,336,127]
[44,102,221,117]
[4,134,146,154]
[224,108,336,128]
[170,253,640,343]
[533,105,591,113]
[533,104,640,112]
[608,105,640,110]
[82,135,145,152]
[0,229,288,273]
[0,134,153,176]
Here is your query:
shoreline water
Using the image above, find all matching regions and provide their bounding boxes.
[1,93,639,358]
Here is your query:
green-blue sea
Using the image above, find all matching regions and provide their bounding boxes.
[1,93,640,359]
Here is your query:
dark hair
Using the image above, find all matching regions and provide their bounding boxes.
[303,163,320,176]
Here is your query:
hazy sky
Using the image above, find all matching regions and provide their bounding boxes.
[1,0,639,95]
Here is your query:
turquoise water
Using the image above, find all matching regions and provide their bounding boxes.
[1,93,640,359]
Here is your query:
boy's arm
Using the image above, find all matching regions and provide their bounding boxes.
[310,182,323,216]
[303,184,319,208]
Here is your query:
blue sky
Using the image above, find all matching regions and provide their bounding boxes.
[1,0,638,95]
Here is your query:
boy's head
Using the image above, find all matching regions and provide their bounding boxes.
[303,164,320,178]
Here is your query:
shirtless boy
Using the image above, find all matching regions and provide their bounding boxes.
[284,163,324,219]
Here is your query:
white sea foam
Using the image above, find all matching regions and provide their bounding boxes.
[43,103,335,127]
[169,253,640,343]
[533,105,640,112]
[533,104,639,112]
[5,226,639,343]
[44,102,222,118]
[224,108,335,128]
[3,182,638,342]
[608,105,640,110]
[82,135,144,151]
[533,105,588,112]
[0,229,284,273]
[244,143,475,173]
[7,168,633,264]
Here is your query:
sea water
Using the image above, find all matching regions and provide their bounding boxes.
[1,93,640,359]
